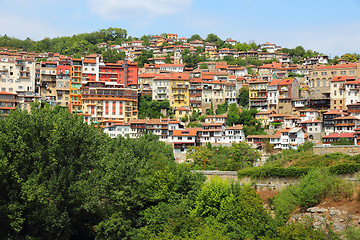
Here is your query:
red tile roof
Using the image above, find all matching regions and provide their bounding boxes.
[322,133,355,138]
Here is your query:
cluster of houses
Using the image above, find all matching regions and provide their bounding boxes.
[1,34,360,153]
[102,115,245,153]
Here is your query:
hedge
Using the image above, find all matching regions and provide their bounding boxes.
[238,163,360,179]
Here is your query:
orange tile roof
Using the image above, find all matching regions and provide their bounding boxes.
[317,63,356,70]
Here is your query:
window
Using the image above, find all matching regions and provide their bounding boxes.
[334,90,336,96]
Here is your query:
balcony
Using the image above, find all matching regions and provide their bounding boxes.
[334,123,355,127]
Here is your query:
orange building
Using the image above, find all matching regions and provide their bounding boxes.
[70,58,82,112]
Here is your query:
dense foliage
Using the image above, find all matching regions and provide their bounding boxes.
[186,143,259,171]
[227,103,266,136]
[0,27,128,55]
[1,107,359,239]
[138,94,172,119]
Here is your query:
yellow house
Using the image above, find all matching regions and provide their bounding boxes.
[70,58,82,112]
[174,107,191,119]
[169,72,190,109]
[249,79,268,110]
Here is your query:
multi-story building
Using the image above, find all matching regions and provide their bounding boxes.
[269,127,305,150]
[308,63,358,109]
[0,91,17,117]
[39,61,58,106]
[299,119,322,142]
[267,79,280,112]
[223,125,245,143]
[103,122,131,138]
[81,82,138,123]
[189,77,202,109]
[152,74,170,101]
[56,61,71,107]
[334,115,360,133]
[70,58,82,112]
[0,57,36,95]
[299,109,320,122]
[170,72,190,109]
[278,78,299,115]
[249,79,268,110]
[323,109,344,135]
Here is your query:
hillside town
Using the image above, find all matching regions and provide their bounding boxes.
[1,33,360,155]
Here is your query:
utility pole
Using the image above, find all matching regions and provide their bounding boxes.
[216,147,219,170]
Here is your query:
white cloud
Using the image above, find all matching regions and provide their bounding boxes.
[87,0,193,20]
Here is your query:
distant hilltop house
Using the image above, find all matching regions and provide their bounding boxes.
[259,42,282,53]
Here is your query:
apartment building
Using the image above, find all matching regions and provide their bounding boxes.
[81,82,138,123]
[56,62,71,107]
[152,74,170,101]
[249,79,268,110]
[0,91,17,117]
[169,72,190,109]
[70,58,82,112]
[308,63,358,109]
[0,57,36,96]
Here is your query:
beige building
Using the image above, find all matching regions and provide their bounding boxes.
[0,57,37,111]
[308,63,359,109]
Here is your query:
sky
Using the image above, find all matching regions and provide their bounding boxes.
[1,0,360,57]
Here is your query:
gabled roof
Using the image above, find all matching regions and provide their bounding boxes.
[323,109,343,115]
[300,119,321,124]
[322,133,355,138]
[226,125,243,130]
[316,63,356,70]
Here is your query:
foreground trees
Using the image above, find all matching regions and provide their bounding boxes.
[1,107,357,239]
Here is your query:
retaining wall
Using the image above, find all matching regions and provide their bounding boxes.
[313,145,360,156]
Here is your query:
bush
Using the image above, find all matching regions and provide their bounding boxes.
[297,168,331,208]
[238,164,360,179]
[238,166,309,179]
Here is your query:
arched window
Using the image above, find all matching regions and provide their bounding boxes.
[316,78,320,87]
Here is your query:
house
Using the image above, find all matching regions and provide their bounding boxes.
[323,109,345,135]
[249,79,268,110]
[304,55,329,65]
[170,129,199,153]
[299,109,320,122]
[103,122,131,138]
[0,91,17,117]
[167,33,178,41]
[308,63,358,109]
[299,119,322,142]
[322,132,354,145]
[224,38,237,46]
[271,127,305,150]
[200,123,225,143]
[334,115,360,133]
[255,110,276,126]
[278,78,299,115]
[283,117,300,128]
[174,107,191,119]
[204,115,227,124]
[223,125,245,143]
[246,135,271,148]
[130,119,148,138]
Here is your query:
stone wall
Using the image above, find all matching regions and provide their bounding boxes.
[195,170,360,191]
[313,145,360,156]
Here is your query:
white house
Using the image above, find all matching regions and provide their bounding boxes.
[103,122,131,138]
[223,125,245,144]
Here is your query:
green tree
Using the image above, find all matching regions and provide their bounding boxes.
[188,34,202,42]
[134,50,154,68]
[199,62,209,69]
[193,177,276,238]
[102,49,125,63]
[238,86,249,107]
[164,54,171,64]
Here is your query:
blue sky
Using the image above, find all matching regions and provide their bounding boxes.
[1,0,360,56]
